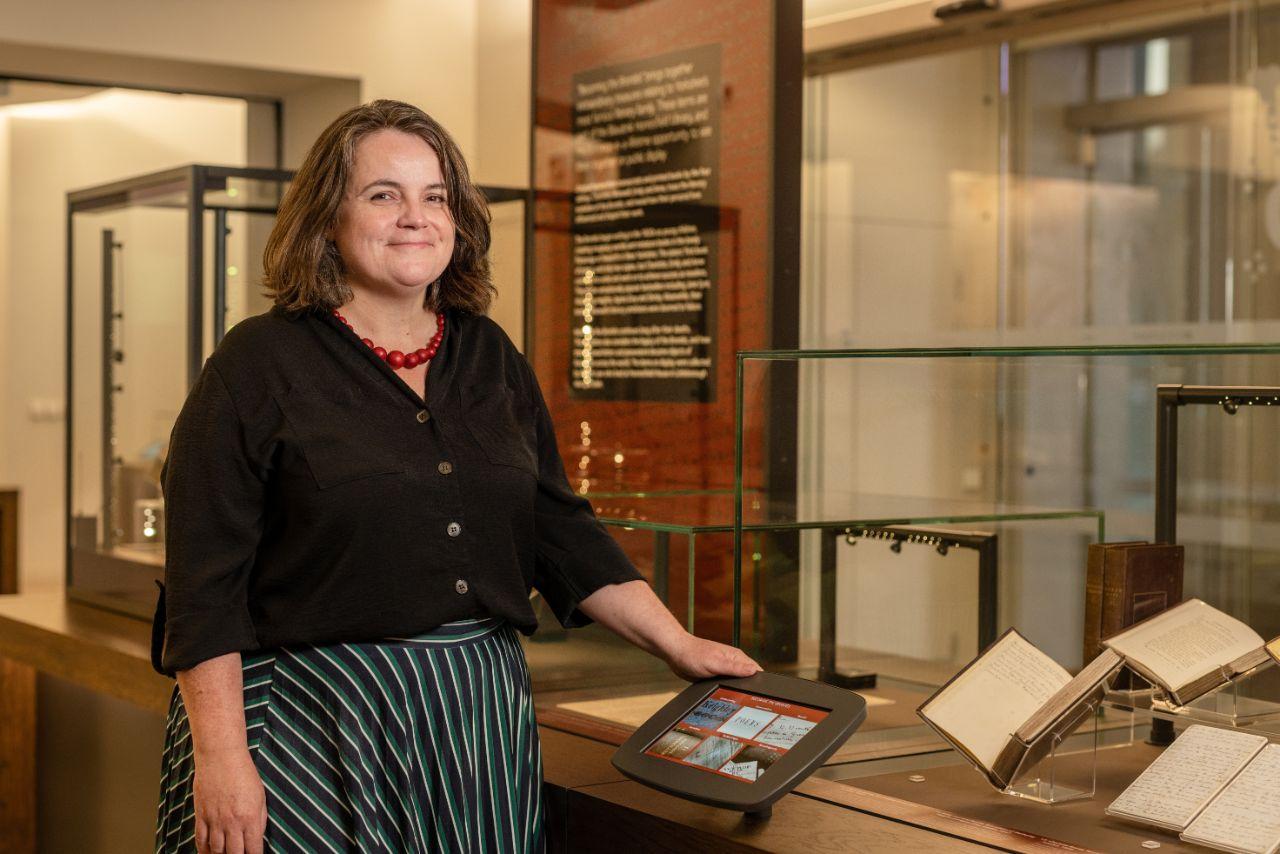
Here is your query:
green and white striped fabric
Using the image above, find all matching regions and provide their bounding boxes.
[156,618,544,852]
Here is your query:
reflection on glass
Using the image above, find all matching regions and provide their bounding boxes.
[803,2,1280,344]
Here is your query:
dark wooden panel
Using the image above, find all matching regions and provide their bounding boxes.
[0,657,35,854]
[539,725,629,853]
[539,725,628,789]
[0,490,17,595]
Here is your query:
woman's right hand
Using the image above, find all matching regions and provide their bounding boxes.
[193,749,267,854]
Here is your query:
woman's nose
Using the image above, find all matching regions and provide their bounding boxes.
[398,200,429,229]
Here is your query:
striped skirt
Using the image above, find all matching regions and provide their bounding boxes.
[156,618,544,853]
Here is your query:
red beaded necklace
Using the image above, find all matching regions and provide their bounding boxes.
[332,309,445,370]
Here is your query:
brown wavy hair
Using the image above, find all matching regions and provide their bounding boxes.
[264,100,494,315]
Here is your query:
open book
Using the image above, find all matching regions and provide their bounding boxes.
[1107,725,1275,851]
[1181,742,1280,854]
[917,629,1122,789]
[1103,599,1280,706]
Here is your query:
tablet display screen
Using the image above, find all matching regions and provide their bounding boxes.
[644,687,830,782]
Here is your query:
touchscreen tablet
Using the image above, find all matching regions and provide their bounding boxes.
[644,687,829,782]
[614,672,867,814]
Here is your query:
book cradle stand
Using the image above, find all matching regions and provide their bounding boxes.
[999,699,1101,805]
[1106,664,1280,732]
[1151,663,1280,728]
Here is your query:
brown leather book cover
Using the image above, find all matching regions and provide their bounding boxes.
[1095,545,1182,691]
[1107,543,1183,630]
[1083,541,1143,666]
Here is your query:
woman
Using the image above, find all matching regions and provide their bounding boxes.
[152,99,760,854]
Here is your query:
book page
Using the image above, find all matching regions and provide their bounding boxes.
[1105,599,1263,692]
[920,631,1070,773]
[1017,649,1121,742]
[1106,725,1268,831]
[1182,744,1280,854]
[1267,637,1280,666]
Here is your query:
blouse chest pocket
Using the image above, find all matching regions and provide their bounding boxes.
[276,388,406,489]
[462,384,538,476]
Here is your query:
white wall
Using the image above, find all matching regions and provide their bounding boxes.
[0,114,10,486]
[477,0,532,188]
[475,0,533,347]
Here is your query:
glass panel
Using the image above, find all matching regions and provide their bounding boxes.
[486,196,527,347]
[803,0,1280,348]
[69,201,189,613]
[201,174,292,348]
[802,47,1002,349]
[1011,11,1254,331]
[202,209,278,352]
[203,174,287,210]
[736,347,1280,737]
[791,0,1280,772]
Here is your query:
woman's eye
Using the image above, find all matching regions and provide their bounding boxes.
[370,191,395,201]
[426,194,447,205]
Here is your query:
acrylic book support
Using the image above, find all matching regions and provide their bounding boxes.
[1001,701,1101,805]
[1151,666,1280,728]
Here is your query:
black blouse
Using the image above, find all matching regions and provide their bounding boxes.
[154,305,642,674]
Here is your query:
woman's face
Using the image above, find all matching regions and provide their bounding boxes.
[331,128,455,298]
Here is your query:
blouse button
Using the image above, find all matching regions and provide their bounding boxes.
[416,409,430,423]
[447,522,462,537]
[438,461,454,475]
[455,579,469,595]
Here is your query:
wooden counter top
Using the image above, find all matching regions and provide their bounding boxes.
[0,592,171,714]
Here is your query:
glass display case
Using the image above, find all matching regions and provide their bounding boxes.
[64,165,531,618]
[732,343,1280,680]
[536,342,1280,851]
[717,344,1280,843]
[65,165,294,616]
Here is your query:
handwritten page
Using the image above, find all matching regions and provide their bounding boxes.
[920,631,1070,772]
[683,735,739,770]
[1106,599,1263,691]
[1182,744,1280,854]
[756,715,816,750]
[1106,725,1268,831]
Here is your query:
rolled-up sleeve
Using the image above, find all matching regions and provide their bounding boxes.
[157,361,265,673]
[523,359,644,627]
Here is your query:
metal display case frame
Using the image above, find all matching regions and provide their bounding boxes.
[65,165,294,615]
